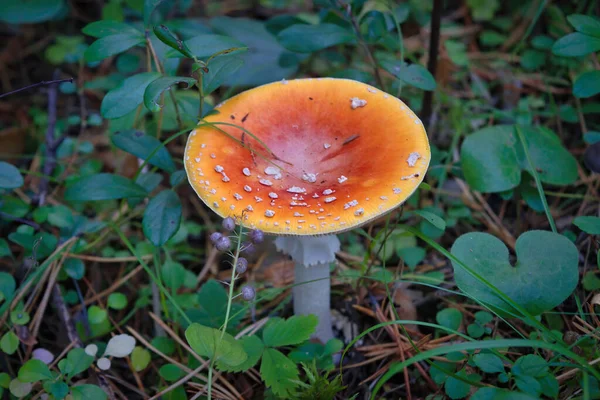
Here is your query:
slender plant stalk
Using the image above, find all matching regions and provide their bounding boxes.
[514,125,557,233]
[207,224,244,399]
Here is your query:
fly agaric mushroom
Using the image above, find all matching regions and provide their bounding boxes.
[184,78,430,344]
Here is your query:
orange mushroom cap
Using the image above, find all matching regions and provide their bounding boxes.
[184,78,430,235]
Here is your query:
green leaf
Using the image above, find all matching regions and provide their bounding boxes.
[0,0,63,24]
[84,33,145,62]
[436,308,462,331]
[574,216,600,234]
[71,384,108,400]
[161,261,186,291]
[552,32,600,57]
[0,373,9,388]
[64,348,94,377]
[451,230,579,316]
[573,70,600,98]
[144,0,163,26]
[64,258,85,280]
[101,72,161,119]
[1,331,19,355]
[143,190,182,247]
[210,17,298,86]
[568,14,600,37]
[203,56,244,96]
[187,280,245,329]
[88,305,108,324]
[167,34,246,59]
[461,125,578,192]
[18,359,53,382]
[153,25,194,58]
[379,60,437,91]
[185,323,247,366]
[512,354,549,378]
[539,374,559,398]
[277,23,354,53]
[44,381,69,400]
[445,369,471,399]
[471,387,539,400]
[472,353,504,373]
[9,379,32,398]
[0,161,24,189]
[216,335,264,372]
[159,364,184,382]
[413,209,446,231]
[107,293,128,310]
[65,173,148,202]
[131,347,151,371]
[111,129,175,172]
[82,21,141,38]
[144,76,196,112]
[262,315,318,347]
[260,348,299,398]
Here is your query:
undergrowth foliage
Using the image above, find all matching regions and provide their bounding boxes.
[0,0,599,399]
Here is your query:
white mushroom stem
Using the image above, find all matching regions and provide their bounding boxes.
[274,235,340,344]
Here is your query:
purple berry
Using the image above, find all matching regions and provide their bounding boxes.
[241,241,255,255]
[209,232,223,244]
[236,258,248,274]
[249,229,264,244]
[215,236,231,252]
[222,217,236,232]
[241,286,255,301]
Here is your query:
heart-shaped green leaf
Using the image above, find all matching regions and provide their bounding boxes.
[461,125,578,193]
[451,230,579,316]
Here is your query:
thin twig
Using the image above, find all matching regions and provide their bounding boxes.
[0,77,73,99]
[421,0,442,126]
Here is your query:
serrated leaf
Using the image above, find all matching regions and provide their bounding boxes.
[185,323,247,366]
[217,335,264,372]
[64,173,147,202]
[143,76,196,112]
[277,23,354,53]
[101,72,161,119]
[84,33,145,63]
[260,348,299,397]
[262,315,318,347]
[18,359,53,382]
[472,353,505,373]
[143,190,182,246]
[0,161,24,189]
[111,129,175,172]
[203,56,244,95]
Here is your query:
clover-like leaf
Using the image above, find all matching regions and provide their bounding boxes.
[451,230,579,316]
